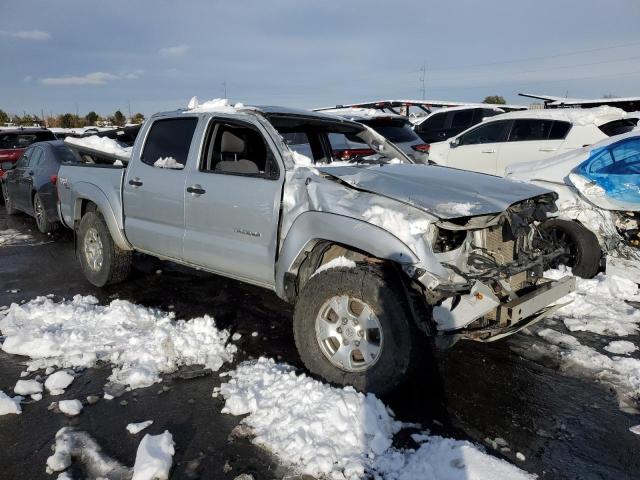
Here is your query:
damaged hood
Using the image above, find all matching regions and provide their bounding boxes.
[316,164,553,219]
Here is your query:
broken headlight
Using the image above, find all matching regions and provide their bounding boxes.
[432,226,468,253]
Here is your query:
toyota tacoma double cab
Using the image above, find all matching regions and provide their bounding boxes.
[57,100,575,394]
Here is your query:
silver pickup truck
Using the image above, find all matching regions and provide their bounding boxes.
[58,104,575,394]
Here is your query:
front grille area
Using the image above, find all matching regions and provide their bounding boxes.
[481,226,515,264]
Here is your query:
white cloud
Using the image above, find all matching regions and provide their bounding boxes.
[0,29,50,40]
[24,75,33,82]
[159,45,189,57]
[40,71,135,86]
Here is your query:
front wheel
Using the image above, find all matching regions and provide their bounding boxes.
[293,265,420,395]
[541,219,601,278]
[77,211,132,287]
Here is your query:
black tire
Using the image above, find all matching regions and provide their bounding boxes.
[33,193,59,233]
[2,182,18,215]
[77,211,132,287]
[541,219,601,278]
[293,265,420,395]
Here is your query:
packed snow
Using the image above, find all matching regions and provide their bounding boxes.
[153,156,184,169]
[0,295,236,390]
[605,340,637,355]
[0,228,36,246]
[127,420,154,435]
[434,202,479,217]
[545,268,640,336]
[14,379,42,396]
[186,96,245,113]
[58,399,83,416]
[64,135,132,159]
[132,431,175,480]
[220,358,533,480]
[44,371,75,395]
[0,390,22,415]
[312,256,357,276]
[47,427,132,477]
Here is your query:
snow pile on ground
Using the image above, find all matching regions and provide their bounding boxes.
[58,399,83,416]
[64,135,132,159]
[536,328,640,412]
[220,358,533,480]
[14,379,42,396]
[546,268,640,336]
[153,157,184,169]
[132,431,174,480]
[605,340,637,355]
[127,420,154,435]
[0,390,22,415]
[0,228,35,246]
[0,295,236,390]
[46,427,132,477]
[186,96,244,113]
[45,371,75,395]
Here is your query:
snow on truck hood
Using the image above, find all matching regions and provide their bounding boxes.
[317,163,552,219]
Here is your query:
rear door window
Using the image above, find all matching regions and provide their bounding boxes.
[450,110,474,129]
[549,121,572,140]
[508,119,553,142]
[459,121,509,145]
[141,118,198,169]
[365,120,418,143]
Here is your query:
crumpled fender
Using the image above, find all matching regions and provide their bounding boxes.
[275,211,419,299]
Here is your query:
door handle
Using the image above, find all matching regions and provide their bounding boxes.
[128,178,143,187]
[187,185,206,195]
[481,149,496,153]
[538,148,558,152]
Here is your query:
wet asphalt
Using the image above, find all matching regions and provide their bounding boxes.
[0,209,639,480]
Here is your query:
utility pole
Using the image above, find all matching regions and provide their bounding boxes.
[222,81,227,99]
[41,108,45,127]
[127,100,132,121]
[419,63,426,100]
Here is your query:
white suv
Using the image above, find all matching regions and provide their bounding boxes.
[428,107,638,176]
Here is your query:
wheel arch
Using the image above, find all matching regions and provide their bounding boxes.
[275,211,419,302]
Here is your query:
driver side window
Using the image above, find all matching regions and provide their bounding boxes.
[459,121,509,146]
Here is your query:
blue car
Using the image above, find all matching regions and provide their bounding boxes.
[506,131,640,281]
[2,140,76,233]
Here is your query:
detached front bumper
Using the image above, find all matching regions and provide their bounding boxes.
[433,275,576,341]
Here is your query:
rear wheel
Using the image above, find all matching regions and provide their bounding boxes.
[33,193,58,233]
[293,265,420,395]
[2,182,17,215]
[541,219,601,278]
[77,211,132,286]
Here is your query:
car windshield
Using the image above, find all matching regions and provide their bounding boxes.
[0,131,56,149]
[270,116,411,166]
[360,119,419,143]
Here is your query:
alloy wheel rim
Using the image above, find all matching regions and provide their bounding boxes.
[84,227,104,272]
[34,196,45,229]
[315,295,383,372]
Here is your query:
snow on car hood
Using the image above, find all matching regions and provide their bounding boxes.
[317,163,552,219]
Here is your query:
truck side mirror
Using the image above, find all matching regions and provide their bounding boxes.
[450,138,460,148]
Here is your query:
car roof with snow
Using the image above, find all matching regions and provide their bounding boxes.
[311,107,407,122]
[485,106,629,126]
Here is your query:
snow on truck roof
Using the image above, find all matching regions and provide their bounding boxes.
[488,105,629,126]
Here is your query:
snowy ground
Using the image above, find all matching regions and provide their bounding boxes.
[1,211,639,479]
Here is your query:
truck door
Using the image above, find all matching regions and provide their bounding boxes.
[123,117,198,260]
[182,118,284,287]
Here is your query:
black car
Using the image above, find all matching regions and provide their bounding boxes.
[2,140,76,233]
[413,106,503,144]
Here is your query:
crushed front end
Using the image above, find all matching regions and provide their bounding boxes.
[412,195,576,342]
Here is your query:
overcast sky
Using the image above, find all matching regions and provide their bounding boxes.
[2,0,640,117]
